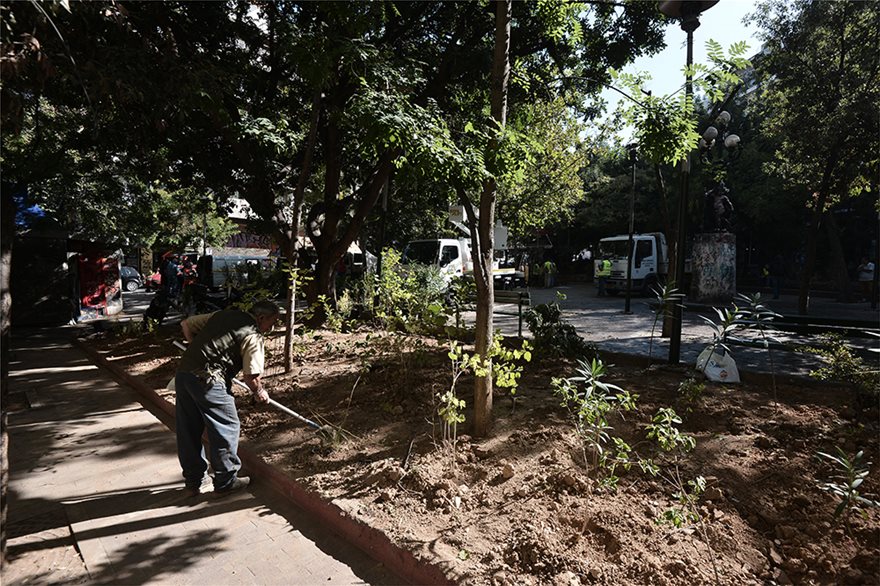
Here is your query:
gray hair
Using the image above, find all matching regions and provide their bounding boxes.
[251,300,281,318]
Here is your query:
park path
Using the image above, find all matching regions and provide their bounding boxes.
[3,326,396,585]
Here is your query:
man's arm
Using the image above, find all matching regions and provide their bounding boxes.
[241,373,269,404]
[180,312,214,342]
[240,333,269,404]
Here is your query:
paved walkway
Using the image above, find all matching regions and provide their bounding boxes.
[470,281,879,378]
[3,327,397,585]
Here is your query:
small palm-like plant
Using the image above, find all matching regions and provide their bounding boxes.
[736,293,782,406]
[815,447,880,536]
[698,306,745,375]
[647,282,686,360]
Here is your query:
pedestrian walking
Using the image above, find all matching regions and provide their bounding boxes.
[175,300,281,496]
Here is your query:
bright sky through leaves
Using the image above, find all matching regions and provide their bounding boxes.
[600,0,761,135]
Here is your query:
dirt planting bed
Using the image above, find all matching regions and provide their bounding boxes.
[87,325,879,586]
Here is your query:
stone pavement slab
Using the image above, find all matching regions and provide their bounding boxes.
[3,328,397,585]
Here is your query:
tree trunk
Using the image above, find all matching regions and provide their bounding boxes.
[798,161,836,315]
[282,91,322,372]
[306,155,396,315]
[473,0,511,438]
[655,163,674,338]
[824,210,852,302]
[1,186,16,563]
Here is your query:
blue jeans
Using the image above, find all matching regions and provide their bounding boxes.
[175,371,241,490]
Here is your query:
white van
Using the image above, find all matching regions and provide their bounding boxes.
[199,255,275,289]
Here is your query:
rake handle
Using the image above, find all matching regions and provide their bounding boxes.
[229,376,322,431]
[175,339,322,432]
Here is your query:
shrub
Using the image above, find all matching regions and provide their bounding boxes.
[552,357,637,489]
[356,248,448,333]
[525,292,596,360]
[806,333,880,410]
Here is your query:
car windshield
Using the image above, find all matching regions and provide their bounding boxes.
[402,241,440,265]
[597,241,632,260]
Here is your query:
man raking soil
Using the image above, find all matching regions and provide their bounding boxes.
[175,300,280,497]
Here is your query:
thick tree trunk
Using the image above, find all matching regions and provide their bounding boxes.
[824,211,852,302]
[1,186,15,563]
[472,0,511,438]
[306,154,396,315]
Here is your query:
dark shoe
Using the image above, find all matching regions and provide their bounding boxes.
[184,476,213,498]
[214,476,251,496]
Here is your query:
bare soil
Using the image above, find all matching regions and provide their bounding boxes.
[90,324,879,586]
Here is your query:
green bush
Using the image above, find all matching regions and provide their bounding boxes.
[356,248,449,333]
[524,292,596,360]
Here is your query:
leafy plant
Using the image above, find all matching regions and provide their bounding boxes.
[815,447,880,535]
[448,275,477,330]
[525,292,596,360]
[553,358,637,489]
[735,292,782,406]
[472,335,533,397]
[805,333,880,412]
[439,343,470,450]
[676,377,706,416]
[647,283,685,360]
[316,294,352,333]
[360,248,448,333]
[645,407,718,583]
[697,305,745,376]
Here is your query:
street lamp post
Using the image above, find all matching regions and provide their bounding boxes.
[659,0,718,364]
[624,143,637,314]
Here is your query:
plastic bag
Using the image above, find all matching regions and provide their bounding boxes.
[696,347,741,383]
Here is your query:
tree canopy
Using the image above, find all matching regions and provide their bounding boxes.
[748,0,880,311]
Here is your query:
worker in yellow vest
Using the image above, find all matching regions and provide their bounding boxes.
[595,258,612,297]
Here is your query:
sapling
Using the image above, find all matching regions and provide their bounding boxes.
[438,343,469,468]
[553,358,637,489]
[815,447,880,536]
[645,407,719,585]
[647,283,686,360]
[735,293,781,407]
[698,305,745,377]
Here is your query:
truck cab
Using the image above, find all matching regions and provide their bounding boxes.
[403,238,473,286]
[595,232,668,295]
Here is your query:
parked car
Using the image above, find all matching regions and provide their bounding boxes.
[121,266,144,292]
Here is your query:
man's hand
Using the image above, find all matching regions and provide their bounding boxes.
[242,373,269,404]
[252,387,270,404]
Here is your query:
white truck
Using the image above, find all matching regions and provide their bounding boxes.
[402,205,524,289]
[594,232,669,296]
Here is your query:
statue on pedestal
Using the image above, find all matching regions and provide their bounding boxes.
[703,180,734,233]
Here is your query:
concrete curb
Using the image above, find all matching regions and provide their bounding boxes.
[73,337,454,586]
